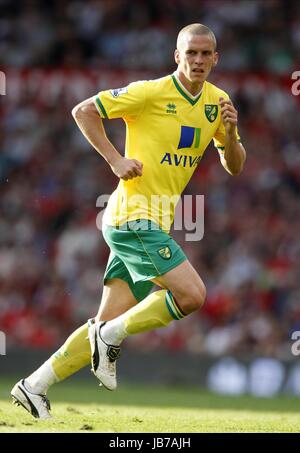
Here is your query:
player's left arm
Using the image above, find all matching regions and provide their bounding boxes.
[219,96,246,176]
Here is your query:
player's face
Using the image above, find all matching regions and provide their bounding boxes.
[175,34,218,86]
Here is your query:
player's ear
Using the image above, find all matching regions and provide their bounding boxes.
[174,49,180,65]
[213,52,219,67]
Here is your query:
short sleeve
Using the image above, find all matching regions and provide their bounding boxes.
[93,81,146,121]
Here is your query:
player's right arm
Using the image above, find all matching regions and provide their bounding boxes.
[71,97,142,180]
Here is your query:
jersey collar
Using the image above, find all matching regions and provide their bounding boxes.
[171,72,203,106]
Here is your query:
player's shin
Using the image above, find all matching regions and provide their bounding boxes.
[50,322,91,380]
[26,323,91,394]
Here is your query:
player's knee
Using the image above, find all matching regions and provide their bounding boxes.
[197,280,207,309]
[190,281,206,311]
[179,280,206,314]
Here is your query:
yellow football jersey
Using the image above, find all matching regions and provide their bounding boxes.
[94,73,240,232]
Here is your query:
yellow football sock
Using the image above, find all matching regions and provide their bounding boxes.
[124,289,185,335]
[50,291,185,380]
[51,323,91,381]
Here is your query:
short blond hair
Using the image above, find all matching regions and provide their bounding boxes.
[177,23,217,51]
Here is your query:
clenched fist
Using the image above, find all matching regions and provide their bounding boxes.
[110,156,143,181]
[219,97,238,135]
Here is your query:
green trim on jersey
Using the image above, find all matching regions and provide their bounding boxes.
[217,139,242,151]
[171,75,202,106]
[95,96,108,118]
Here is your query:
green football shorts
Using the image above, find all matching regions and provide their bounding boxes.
[102,219,187,302]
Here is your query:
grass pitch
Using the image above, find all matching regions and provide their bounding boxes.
[0,377,299,433]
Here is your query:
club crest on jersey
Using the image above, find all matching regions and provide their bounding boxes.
[205,104,218,122]
[110,87,128,98]
[157,246,172,260]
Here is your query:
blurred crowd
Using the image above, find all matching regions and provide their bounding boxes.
[1,0,300,72]
[0,0,300,360]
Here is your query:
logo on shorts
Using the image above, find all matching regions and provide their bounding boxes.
[157,246,172,260]
[205,104,218,122]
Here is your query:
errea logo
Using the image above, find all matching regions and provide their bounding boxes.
[166,103,177,114]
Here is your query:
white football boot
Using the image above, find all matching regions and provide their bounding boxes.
[87,319,121,391]
[11,379,52,419]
